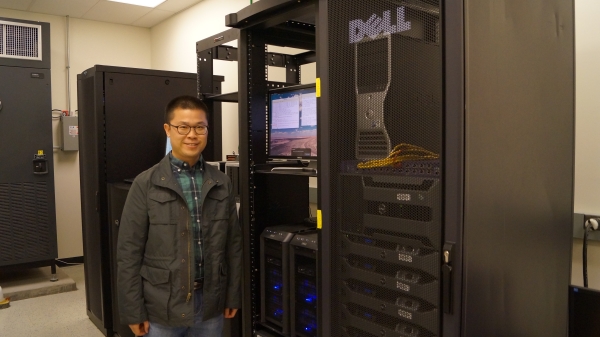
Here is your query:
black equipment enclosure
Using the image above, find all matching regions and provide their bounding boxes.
[260,225,312,335]
[569,286,600,337]
[0,18,57,274]
[228,0,574,337]
[77,65,198,335]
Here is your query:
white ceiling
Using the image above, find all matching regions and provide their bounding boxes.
[0,0,204,28]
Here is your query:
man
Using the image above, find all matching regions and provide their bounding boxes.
[117,96,242,336]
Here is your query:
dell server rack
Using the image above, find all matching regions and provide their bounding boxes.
[318,1,574,337]
[227,0,574,336]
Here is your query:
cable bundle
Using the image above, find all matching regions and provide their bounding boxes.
[357,143,439,169]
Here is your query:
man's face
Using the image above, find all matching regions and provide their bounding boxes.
[164,107,208,165]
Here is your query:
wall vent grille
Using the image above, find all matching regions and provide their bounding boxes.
[0,20,42,61]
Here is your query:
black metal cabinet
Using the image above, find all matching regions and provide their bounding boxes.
[0,17,57,274]
[0,65,57,269]
[77,66,199,336]
[108,183,135,337]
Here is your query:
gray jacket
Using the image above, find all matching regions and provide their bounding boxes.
[117,155,242,326]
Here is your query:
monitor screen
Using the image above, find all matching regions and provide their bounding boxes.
[165,137,172,155]
[268,84,317,159]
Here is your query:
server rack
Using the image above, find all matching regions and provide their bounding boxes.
[77,66,202,335]
[197,22,318,337]
[228,0,574,336]
[0,18,58,276]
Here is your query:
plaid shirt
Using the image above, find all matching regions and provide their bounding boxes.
[169,153,204,280]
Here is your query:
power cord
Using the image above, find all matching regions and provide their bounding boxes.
[583,218,599,288]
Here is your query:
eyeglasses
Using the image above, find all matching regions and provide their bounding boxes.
[168,124,208,135]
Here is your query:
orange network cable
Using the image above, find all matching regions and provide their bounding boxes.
[357,143,439,169]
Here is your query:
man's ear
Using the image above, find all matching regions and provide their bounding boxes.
[164,123,171,137]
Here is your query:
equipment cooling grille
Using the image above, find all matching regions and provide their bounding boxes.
[0,20,42,61]
[0,182,52,263]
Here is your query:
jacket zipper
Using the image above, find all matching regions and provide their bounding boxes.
[186,215,192,303]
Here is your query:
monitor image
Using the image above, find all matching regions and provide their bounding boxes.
[268,84,317,160]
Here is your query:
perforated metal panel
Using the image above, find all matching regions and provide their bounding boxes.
[327,1,443,336]
[0,20,42,61]
[0,182,53,263]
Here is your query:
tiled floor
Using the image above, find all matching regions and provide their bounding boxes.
[0,264,105,337]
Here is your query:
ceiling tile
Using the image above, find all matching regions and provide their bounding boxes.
[28,0,99,18]
[82,0,152,25]
[0,0,34,11]
[155,0,201,13]
[130,8,173,28]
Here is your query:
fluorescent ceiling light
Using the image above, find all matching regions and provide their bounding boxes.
[108,0,166,8]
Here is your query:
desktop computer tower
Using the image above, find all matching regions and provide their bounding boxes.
[226,162,240,200]
[260,225,312,335]
[290,231,319,337]
[319,1,574,337]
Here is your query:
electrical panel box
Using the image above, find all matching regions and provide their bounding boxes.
[60,116,79,151]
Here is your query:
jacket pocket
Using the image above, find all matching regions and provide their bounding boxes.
[140,265,171,321]
[148,190,176,224]
[206,187,229,220]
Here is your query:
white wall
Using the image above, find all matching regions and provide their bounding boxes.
[0,8,152,258]
[151,0,251,159]
[572,0,600,289]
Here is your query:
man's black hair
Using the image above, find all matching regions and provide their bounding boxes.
[165,95,209,123]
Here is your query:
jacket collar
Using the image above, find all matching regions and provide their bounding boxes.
[151,155,223,198]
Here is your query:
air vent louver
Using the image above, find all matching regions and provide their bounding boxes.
[0,20,42,61]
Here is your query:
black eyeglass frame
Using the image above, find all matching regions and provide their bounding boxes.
[168,124,209,135]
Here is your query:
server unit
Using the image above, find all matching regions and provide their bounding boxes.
[261,225,312,335]
[0,18,58,275]
[77,66,200,335]
[290,232,319,337]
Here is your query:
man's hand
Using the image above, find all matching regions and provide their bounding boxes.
[224,308,238,318]
[129,321,150,336]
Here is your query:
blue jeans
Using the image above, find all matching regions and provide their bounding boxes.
[147,288,224,337]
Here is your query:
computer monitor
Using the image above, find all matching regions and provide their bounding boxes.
[268,84,317,160]
[569,285,600,337]
[165,137,172,155]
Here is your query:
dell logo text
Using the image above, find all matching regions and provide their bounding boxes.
[349,7,411,44]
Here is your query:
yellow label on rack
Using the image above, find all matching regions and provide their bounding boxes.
[38,150,43,155]
[316,78,321,98]
[317,209,323,229]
